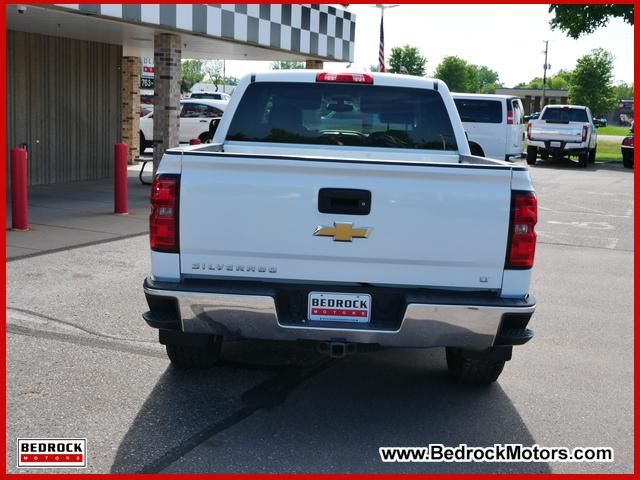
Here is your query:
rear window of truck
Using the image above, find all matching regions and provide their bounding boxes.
[226,82,458,151]
[453,98,503,124]
[541,108,589,123]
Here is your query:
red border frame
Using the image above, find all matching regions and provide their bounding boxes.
[2,1,636,478]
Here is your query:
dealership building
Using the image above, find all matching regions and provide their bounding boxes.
[494,88,569,115]
[7,4,356,185]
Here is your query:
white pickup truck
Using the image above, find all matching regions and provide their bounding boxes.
[143,71,538,384]
[526,104,598,168]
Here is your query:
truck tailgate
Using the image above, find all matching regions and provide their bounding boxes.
[530,120,584,143]
[179,154,513,290]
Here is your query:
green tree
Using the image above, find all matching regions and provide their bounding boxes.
[468,65,502,93]
[613,82,634,101]
[514,69,573,90]
[549,69,573,90]
[433,56,472,92]
[180,59,205,93]
[387,45,426,76]
[203,60,225,87]
[271,61,305,70]
[549,5,634,39]
[569,48,617,116]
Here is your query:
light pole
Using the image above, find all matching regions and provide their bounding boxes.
[541,40,550,109]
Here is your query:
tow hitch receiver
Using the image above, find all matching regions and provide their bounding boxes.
[317,341,357,358]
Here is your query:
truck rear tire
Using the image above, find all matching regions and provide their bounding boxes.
[622,151,634,169]
[446,347,505,384]
[589,148,596,163]
[540,150,549,160]
[578,152,589,168]
[526,146,538,165]
[165,336,223,369]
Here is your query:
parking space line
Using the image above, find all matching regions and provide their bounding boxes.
[539,206,631,219]
[547,220,615,230]
[536,230,621,250]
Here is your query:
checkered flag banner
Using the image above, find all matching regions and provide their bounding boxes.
[55,4,356,62]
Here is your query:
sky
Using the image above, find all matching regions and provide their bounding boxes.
[221,4,634,87]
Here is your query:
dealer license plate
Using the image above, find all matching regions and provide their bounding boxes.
[550,141,561,148]
[308,292,371,323]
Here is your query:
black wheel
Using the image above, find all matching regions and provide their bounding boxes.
[446,348,505,384]
[622,151,634,169]
[198,131,213,144]
[589,148,596,163]
[578,152,589,168]
[469,143,484,157]
[165,335,222,369]
[540,150,549,160]
[526,145,538,165]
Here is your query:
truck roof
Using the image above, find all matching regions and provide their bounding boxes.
[451,92,517,100]
[543,104,587,110]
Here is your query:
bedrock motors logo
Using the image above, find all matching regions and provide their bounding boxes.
[17,439,86,468]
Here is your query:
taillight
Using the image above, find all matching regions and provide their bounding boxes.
[527,121,532,140]
[316,72,373,84]
[581,124,589,142]
[507,109,514,125]
[622,136,634,146]
[506,191,537,269]
[150,174,179,253]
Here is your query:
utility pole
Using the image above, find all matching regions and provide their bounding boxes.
[541,40,550,109]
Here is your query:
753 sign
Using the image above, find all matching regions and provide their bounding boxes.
[141,77,154,89]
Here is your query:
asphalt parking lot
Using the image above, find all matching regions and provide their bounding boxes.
[6,159,633,473]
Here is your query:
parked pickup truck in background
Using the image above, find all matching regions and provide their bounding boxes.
[143,71,538,384]
[526,105,598,168]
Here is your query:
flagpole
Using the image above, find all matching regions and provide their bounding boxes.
[371,5,399,73]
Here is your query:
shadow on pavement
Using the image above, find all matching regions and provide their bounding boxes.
[527,158,632,173]
[111,341,550,474]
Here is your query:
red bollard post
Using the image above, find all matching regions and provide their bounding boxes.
[189,138,201,145]
[10,147,28,230]
[114,143,128,214]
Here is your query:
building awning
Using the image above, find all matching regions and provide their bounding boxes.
[8,4,355,62]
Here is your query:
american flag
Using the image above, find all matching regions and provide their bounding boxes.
[378,14,385,72]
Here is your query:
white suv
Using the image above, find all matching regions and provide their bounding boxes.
[140,99,227,153]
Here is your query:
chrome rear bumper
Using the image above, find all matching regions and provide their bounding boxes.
[143,279,535,349]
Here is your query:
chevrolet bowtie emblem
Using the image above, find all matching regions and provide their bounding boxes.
[313,222,372,242]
